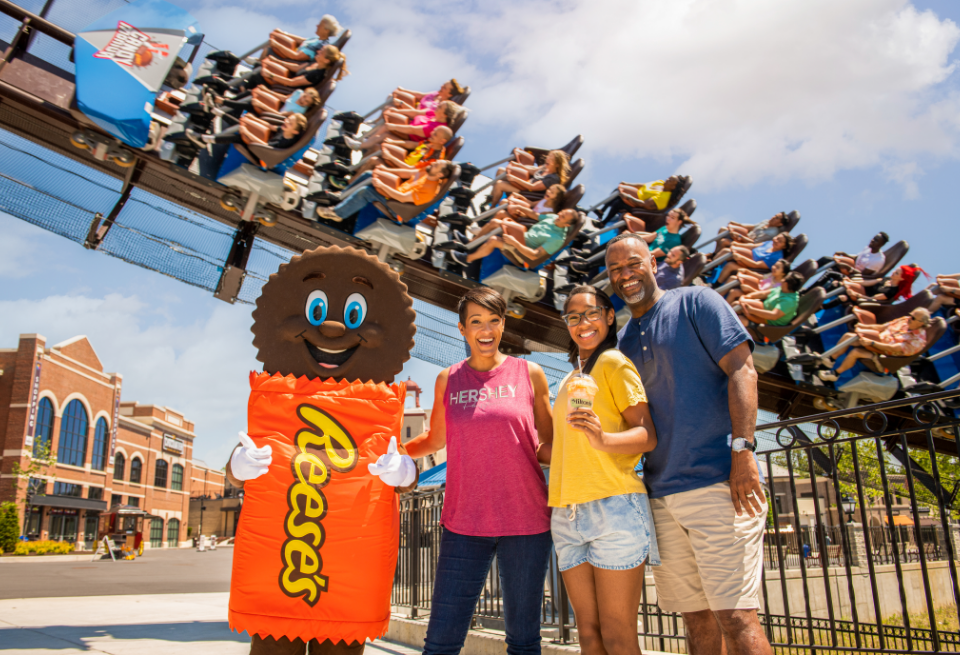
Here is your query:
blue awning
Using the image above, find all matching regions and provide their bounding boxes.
[418,462,447,487]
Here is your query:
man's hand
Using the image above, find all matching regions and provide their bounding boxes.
[368,437,417,487]
[230,432,272,481]
[730,449,765,517]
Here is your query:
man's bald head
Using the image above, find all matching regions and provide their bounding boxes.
[605,234,659,312]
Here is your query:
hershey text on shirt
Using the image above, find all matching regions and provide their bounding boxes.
[449,385,517,406]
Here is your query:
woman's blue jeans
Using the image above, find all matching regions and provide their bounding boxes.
[422,527,553,655]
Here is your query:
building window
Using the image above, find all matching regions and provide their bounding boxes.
[171,464,184,491]
[130,457,142,484]
[92,418,109,471]
[154,460,168,488]
[111,494,123,507]
[167,518,180,546]
[58,399,89,467]
[150,518,164,548]
[128,497,140,508]
[114,453,126,480]
[53,482,82,497]
[34,397,55,457]
[88,486,104,500]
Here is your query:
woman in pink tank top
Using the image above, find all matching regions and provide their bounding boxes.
[406,288,553,655]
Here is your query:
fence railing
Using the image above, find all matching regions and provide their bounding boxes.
[392,390,960,654]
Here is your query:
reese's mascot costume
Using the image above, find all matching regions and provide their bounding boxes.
[227,246,420,655]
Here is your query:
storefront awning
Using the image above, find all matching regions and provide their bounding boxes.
[30,496,108,511]
[884,515,914,526]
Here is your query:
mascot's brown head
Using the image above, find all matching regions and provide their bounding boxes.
[251,246,416,384]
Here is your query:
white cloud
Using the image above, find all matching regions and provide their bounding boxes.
[188,0,960,195]
[0,293,256,469]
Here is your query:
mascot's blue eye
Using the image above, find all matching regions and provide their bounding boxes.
[344,293,367,329]
[305,290,328,326]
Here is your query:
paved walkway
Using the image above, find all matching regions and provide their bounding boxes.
[0,592,421,655]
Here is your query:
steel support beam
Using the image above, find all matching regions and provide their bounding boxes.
[214,220,259,304]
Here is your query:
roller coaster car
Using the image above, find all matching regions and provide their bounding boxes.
[354,164,462,272]
[68,0,203,163]
[481,212,587,319]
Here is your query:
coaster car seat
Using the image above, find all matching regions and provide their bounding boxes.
[481,212,587,314]
[333,29,351,50]
[681,253,708,286]
[784,233,808,264]
[681,224,701,250]
[859,289,935,325]
[862,317,947,376]
[445,136,465,161]
[747,287,826,345]
[448,108,470,135]
[524,135,584,163]
[596,175,693,227]
[781,210,801,233]
[518,158,585,203]
[234,105,328,172]
[451,87,472,105]
[861,240,909,279]
[356,165,462,269]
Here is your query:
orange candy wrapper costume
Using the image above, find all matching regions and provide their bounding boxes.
[229,372,407,643]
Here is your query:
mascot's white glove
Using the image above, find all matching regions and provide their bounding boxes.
[230,432,273,481]
[368,436,417,488]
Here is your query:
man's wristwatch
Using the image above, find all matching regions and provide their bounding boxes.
[731,438,757,453]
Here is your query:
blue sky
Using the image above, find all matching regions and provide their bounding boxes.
[2,0,960,466]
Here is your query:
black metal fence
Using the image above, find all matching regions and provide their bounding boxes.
[392,390,960,653]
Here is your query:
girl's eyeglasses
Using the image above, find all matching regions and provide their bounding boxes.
[561,307,605,327]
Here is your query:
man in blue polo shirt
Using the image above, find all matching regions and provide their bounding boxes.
[606,233,772,655]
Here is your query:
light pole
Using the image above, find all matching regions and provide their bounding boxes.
[841,494,857,524]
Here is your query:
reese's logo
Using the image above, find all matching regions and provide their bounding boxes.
[278,404,359,606]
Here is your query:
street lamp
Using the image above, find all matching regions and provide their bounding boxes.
[841,494,857,524]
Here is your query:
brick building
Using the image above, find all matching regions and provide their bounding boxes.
[0,334,224,550]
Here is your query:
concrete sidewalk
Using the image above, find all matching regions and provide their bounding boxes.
[0,593,678,655]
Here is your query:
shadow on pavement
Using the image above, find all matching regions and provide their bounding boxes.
[0,620,250,651]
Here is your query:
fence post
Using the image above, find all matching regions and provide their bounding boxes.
[558,574,570,643]
[410,495,420,619]
[846,523,869,568]
[950,524,960,562]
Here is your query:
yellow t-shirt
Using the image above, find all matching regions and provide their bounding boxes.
[548,349,649,507]
[637,180,671,210]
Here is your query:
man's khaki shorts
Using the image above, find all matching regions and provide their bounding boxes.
[650,481,767,614]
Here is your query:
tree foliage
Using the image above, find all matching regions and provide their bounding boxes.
[0,502,20,553]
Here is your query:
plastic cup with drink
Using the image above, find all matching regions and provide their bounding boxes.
[566,372,599,431]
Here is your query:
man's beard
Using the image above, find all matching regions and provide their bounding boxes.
[623,283,646,305]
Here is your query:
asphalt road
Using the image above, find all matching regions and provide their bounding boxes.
[0,547,233,599]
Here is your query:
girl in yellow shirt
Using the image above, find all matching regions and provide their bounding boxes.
[551,285,659,655]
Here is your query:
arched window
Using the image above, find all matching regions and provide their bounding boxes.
[171,464,184,491]
[113,452,126,481]
[91,418,109,471]
[58,399,88,467]
[150,518,164,547]
[166,518,180,547]
[33,397,55,458]
[130,457,142,484]
[154,460,168,488]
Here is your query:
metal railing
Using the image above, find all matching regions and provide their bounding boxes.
[392,391,960,653]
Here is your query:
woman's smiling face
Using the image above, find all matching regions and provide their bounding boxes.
[564,292,613,361]
[458,302,504,359]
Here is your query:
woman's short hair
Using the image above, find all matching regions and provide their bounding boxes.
[547,150,571,187]
[547,184,566,212]
[319,15,341,35]
[458,287,506,324]
[290,113,308,132]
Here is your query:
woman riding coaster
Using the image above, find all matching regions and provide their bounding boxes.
[385,79,464,119]
[714,232,796,285]
[486,150,571,207]
[446,208,580,267]
[724,259,791,305]
[340,101,464,153]
[491,184,566,226]
[268,15,341,62]
[551,285,659,655]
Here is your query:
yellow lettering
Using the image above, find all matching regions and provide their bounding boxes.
[294,450,330,488]
[281,540,321,604]
[286,483,326,547]
[296,405,360,472]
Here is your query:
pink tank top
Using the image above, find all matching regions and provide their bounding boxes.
[441,356,550,536]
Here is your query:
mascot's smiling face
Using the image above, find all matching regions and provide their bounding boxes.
[251,246,416,384]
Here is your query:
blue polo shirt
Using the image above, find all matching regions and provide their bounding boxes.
[617,287,754,498]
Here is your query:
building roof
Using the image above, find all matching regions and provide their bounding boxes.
[51,335,104,372]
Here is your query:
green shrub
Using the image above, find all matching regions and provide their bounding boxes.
[0,502,19,553]
[14,540,75,555]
